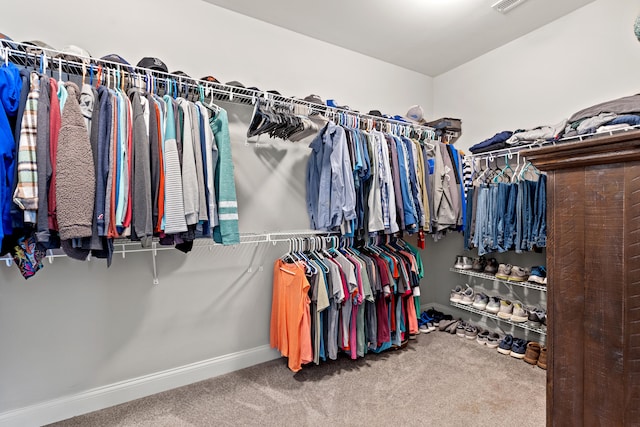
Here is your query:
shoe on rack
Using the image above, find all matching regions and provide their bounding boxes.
[484,258,499,274]
[528,309,546,328]
[510,302,529,323]
[461,257,473,270]
[510,338,528,359]
[497,334,514,355]
[450,285,464,303]
[465,324,480,340]
[486,332,501,349]
[485,296,501,314]
[453,256,465,269]
[472,292,489,310]
[528,266,547,284]
[524,342,542,365]
[460,285,475,305]
[476,329,490,345]
[497,299,514,319]
[508,265,530,282]
[495,264,512,280]
[471,256,487,272]
[537,346,548,370]
[456,321,468,338]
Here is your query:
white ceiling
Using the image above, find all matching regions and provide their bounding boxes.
[203,0,595,77]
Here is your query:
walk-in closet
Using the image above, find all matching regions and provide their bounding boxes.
[1,0,638,426]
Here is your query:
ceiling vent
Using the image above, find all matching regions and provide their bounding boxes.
[491,0,529,14]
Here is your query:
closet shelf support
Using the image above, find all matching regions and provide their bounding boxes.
[152,242,159,285]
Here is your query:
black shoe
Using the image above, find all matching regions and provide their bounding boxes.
[484,258,499,274]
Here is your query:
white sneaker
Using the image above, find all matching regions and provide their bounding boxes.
[459,285,475,305]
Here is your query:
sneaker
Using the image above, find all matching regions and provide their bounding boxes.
[537,346,548,370]
[471,256,486,272]
[459,285,475,305]
[472,292,489,310]
[486,332,501,349]
[477,330,490,345]
[484,258,499,274]
[510,302,529,323]
[524,342,542,365]
[497,334,513,355]
[510,338,528,359]
[528,309,546,328]
[495,264,512,280]
[425,308,445,326]
[460,257,473,270]
[497,299,513,319]
[453,256,465,269]
[446,319,462,334]
[528,266,547,284]
[508,265,530,282]
[449,285,464,303]
[456,321,467,338]
[485,296,501,314]
[419,324,430,334]
[438,318,458,332]
[464,324,479,340]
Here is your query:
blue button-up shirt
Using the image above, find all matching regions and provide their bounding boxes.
[306,122,356,230]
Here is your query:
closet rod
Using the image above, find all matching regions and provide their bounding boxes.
[0,231,336,267]
[470,124,640,160]
[0,41,437,136]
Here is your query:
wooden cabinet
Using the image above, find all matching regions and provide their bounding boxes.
[525,131,640,426]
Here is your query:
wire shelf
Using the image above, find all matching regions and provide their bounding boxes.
[450,268,547,292]
[450,302,547,336]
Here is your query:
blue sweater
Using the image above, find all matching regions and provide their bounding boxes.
[0,63,22,248]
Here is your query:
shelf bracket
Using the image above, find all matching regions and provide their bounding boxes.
[151,242,159,285]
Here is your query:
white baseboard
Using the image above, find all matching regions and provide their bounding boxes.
[0,345,280,427]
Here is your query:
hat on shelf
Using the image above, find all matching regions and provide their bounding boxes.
[303,94,324,105]
[172,70,191,78]
[137,57,168,73]
[225,80,245,88]
[0,33,22,52]
[404,105,425,124]
[200,75,220,83]
[55,45,91,66]
[267,89,281,96]
[22,40,56,55]
[100,54,133,72]
[368,110,383,117]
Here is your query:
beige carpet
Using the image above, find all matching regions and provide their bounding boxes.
[49,331,546,427]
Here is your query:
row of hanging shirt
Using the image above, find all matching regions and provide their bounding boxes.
[0,58,240,277]
[462,153,546,256]
[270,236,424,372]
[305,116,466,243]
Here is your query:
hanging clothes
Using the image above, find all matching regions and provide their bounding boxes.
[305,121,464,239]
[270,237,421,372]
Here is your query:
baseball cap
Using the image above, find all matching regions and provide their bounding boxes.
[0,33,21,51]
[200,75,220,84]
[22,40,56,55]
[303,94,323,105]
[137,57,168,73]
[225,80,245,88]
[404,105,425,123]
[100,54,133,72]
[368,110,383,117]
[55,45,91,65]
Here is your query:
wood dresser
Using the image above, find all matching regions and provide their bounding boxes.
[525,131,640,426]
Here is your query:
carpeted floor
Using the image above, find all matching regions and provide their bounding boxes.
[49,331,546,427]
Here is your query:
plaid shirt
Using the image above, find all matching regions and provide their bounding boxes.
[13,72,39,223]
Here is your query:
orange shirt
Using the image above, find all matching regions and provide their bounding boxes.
[270,259,312,372]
